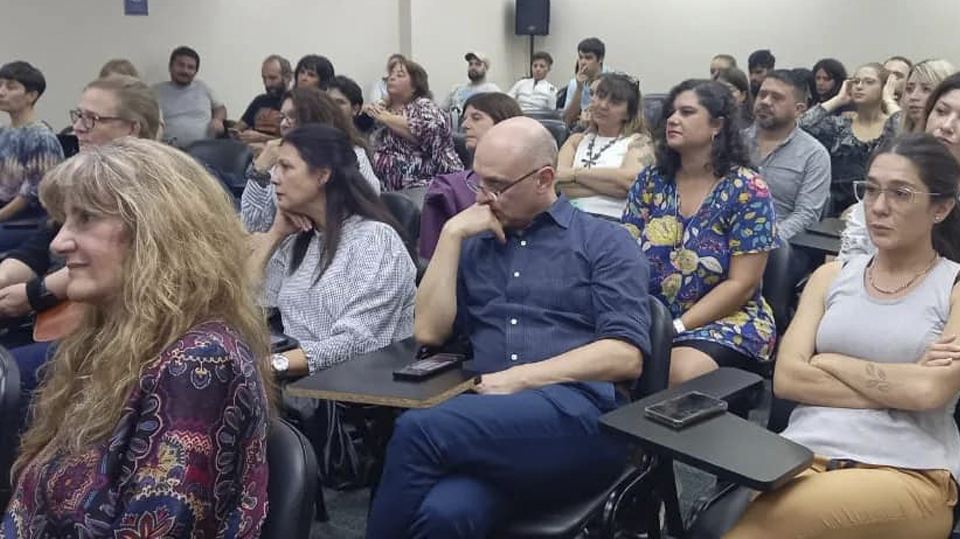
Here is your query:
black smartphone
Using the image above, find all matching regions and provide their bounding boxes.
[643,391,728,429]
[393,353,465,381]
[270,333,299,354]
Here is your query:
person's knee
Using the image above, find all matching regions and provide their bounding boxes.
[412,496,489,539]
[669,349,718,386]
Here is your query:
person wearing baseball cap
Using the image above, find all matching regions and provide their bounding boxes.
[440,51,502,128]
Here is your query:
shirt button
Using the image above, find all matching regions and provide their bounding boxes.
[510,318,518,325]
[520,240,527,247]
[510,354,518,361]
[513,271,520,278]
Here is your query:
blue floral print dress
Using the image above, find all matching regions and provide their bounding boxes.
[622,165,779,362]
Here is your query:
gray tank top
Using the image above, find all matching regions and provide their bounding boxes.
[782,254,960,478]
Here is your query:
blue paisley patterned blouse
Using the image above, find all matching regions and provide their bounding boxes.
[622,166,779,361]
[2,321,270,538]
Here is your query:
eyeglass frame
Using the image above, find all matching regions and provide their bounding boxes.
[852,179,944,206]
[69,108,130,130]
[467,165,548,201]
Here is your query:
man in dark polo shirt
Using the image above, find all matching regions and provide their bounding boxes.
[366,117,652,538]
[234,54,291,144]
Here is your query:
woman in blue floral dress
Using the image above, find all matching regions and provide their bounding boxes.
[623,79,779,385]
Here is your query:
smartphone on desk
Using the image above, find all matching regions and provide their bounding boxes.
[643,391,728,429]
[393,353,465,381]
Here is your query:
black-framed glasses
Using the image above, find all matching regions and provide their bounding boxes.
[468,166,545,201]
[69,108,128,130]
[853,180,942,206]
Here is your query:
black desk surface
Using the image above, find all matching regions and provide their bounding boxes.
[286,337,479,408]
[600,369,813,491]
[806,217,845,238]
[790,231,841,256]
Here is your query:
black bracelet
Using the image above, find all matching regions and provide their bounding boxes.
[26,277,61,313]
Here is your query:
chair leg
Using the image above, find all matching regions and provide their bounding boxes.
[315,485,329,522]
[654,458,684,538]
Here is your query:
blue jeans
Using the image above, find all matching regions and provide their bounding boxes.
[365,384,628,539]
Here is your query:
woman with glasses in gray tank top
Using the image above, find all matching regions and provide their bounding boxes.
[726,133,960,538]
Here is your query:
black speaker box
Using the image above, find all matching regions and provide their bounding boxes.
[516,0,550,35]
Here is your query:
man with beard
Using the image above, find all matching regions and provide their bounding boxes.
[234,55,292,143]
[744,70,831,242]
[440,52,501,129]
[153,46,227,148]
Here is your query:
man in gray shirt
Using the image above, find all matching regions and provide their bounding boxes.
[440,52,501,129]
[744,70,831,241]
[153,46,227,148]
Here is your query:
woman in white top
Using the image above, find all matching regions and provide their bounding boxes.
[555,72,654,219]
[841,73,960,260]
[241,86,380,233]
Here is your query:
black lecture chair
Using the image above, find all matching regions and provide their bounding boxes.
[380,192,427,282]
[751,243,801,379]
[498,297,674,538]
[537,119,570,150]
[0,346,21,511]
[643,93,669,130]
[185,139,254,198]
[261,418,318,539]
[452,132,472,169]
[687,399,960,539]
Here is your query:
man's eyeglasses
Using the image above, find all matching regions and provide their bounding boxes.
[853,180,943,207]
[69,109,128,130]
[467,166,545,201]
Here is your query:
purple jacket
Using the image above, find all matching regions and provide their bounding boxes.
[419,170,477,259]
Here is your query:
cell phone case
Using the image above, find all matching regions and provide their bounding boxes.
[393,354,464,381]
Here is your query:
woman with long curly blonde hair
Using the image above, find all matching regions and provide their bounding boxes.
[3,137,274,538]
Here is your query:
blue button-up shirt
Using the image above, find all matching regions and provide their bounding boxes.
[455,197,651,409]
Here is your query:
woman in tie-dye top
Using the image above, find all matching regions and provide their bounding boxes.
[2,138,273,538]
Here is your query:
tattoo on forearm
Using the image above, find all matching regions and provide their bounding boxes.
[865,363,891,393]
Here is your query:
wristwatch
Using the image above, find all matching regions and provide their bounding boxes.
[270,353,290,374]
[26,277,61,313]
[672,318,686,335]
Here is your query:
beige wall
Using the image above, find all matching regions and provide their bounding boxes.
[2,0,959,130]
[0,0,401,129]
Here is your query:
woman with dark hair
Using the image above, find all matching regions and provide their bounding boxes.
[327,75,375,135]
[622,79,778,385]
[812,58,848,104]
[841,72,960,260]
[715,66,755,126]
[242,86,380,233]
[418,92,522,258]
[800,62,901,214]
[556,72,654,219]
[248,124,415,376]
[294,54,335,89]
[363,58,463,200]
[726,134,960,539]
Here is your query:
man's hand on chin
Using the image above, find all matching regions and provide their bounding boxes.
[474,366,530,395]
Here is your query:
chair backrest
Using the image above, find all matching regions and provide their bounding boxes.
[537,119,570,149]
[56,134,80,159]
[0,346,21,510]
[524,109,563,122]
[380,192,422,254]
[556,86,568,110]
[643,93,669,129]
[186,139,254,191]
[632,297,674,399]
[261,418,318,539]
[762,243,797,336]
[452,132,472,169]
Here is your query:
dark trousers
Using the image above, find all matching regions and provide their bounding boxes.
[365,384,628,539]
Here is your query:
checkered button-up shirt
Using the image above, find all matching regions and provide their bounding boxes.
[265,216,416,373]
